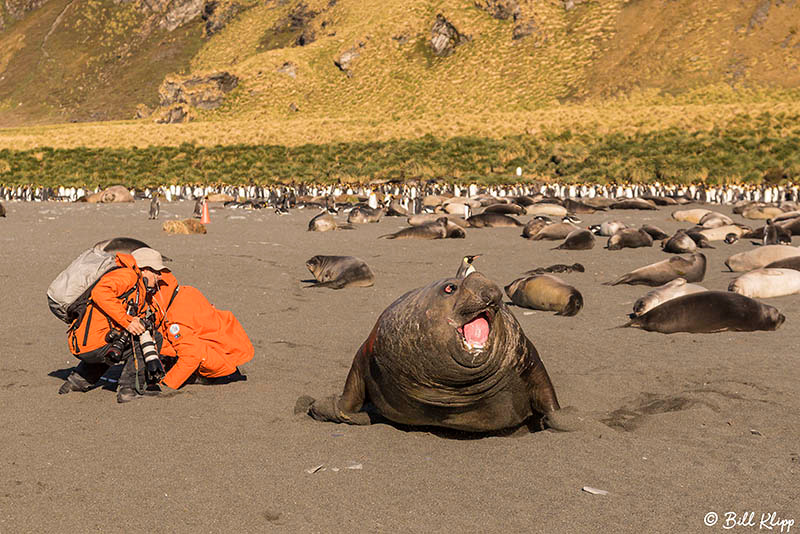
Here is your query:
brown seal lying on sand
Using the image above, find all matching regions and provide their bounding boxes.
[305,255,375,289]
[296,272,566,433]
[623,292,785,333]
[504,274,583,316]
[606,253,706,286]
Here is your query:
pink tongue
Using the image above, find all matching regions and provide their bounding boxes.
[463,316,489,345]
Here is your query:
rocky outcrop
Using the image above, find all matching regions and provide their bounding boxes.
[153,71,237,123]
[512,18,537,40]
[474,0,519,21]
[334,43,364,76]
[563,0,585,11]
[748,0,770,31]
[277,62,297,78]
[202,0,241,36]
[430,14,470,57]
[138,0,204,31]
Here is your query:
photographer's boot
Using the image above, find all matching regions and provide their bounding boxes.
[58,373,92,395]
[116,356,142,404]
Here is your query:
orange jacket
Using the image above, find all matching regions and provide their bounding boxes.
[152,273,254,389]
[67,253,148,356]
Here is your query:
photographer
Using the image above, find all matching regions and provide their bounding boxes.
[58,248,168,403]
[151,271,253,393]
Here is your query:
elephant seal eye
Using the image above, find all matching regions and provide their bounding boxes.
[443,283,457,294]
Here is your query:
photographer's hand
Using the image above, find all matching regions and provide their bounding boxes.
[126,317,146,335]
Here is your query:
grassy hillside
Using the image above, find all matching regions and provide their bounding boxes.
[1,0,799,128]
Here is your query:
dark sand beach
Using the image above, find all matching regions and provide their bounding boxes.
[1,199,797,532]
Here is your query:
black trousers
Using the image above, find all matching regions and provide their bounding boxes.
[70,331,163,388]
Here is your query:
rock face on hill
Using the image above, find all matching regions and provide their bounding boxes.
[474,0,520,21]
[154,71,239,123]
[430,14,470,57]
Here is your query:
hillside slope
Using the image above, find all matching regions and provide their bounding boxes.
[0,0,798,128]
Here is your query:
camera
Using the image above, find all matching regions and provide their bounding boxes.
[104,328,130,363]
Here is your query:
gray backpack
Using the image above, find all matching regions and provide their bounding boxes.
[47,248,120,324]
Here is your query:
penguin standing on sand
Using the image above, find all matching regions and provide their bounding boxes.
[193,198,203,218]
[456,254,482,278]
[149,193,160,220]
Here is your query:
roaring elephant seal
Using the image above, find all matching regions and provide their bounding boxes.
[606,228,653,250]
[728,268,800,298]
[624,292,785,333]
[724,245,800,272]
[504,274,583,316]
[606,253,706,286]
[630,278,707,317]
[296,272,565,433]
[553,229,595,250]
[305,255,375,289]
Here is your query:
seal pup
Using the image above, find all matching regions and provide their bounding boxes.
[456,255,482,278]
[305,255,375,289]
[728,268,800,298]
[630,278,707,318]
[661,230,697,254]
[764,256,800,271]
[482,203,525,215]
[504,274,583,316]
[386,197,409,217]
[563,198,601,214]
[672,209,711,224]
[347,206,384,224]
[296,272,565,433]
[553,229,595,250]
[607,228,653,250]
[521,218,548,239]
[149,194,160,220]
[525,263,585,274]
[308,212,354,232]
[699,212,733,229]
[525,203,567,217]
[379,217,448,239]
[527,222,579,241]
[641,225,669,240]
[590,220,627,237]
[606,253,706,286]
[609,198,657,210]
[724,245,800,272]
[623,292,785,333]
[467,213,522,228]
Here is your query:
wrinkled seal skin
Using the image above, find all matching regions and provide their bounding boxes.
[606,228,653,250]
[607,253,706,286]
[630,278,707,317]
[625,291,785,333]
[347,206,384,224]
[305,255,375,289]
[554,229,595,250]
[661,230,697,253]
[504,274,583,316]
[297,272,562,433]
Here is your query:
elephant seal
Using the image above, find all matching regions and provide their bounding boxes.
[641,225,669,240]
[296,272,564,433]
[527,222,579,241]
[607,228,653,250]
[672,209,711,224]
[698,225,748,242]
[483,203,525,215]
[525,203,567,217]
[607,253,706,286]
[84,185,134,203]
[563,198,601,214]
[685,229,714,249]
[724,245,800,272]
[347,206,384,224]
[380,217,449,239]
[728,268,800,298]
[525,263,585,274]
[407,214,469,228]
[609,198,657,210]
[467,213,522,228]
[308,212,354,232]
[504,274,583,316]
[742,205,785,220]
[624,291,785,333]
[699,212,733,229]
[305,255,375,289]
[521,219,549,239]
[630,278,707,318]
[661,230,697,253]
[589,220,628,237]
[553,229,595,250]
[764,256,800,271]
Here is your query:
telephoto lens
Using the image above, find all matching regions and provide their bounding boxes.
[139,331,165,382]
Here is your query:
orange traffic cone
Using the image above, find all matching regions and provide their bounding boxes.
[200,199,210,224]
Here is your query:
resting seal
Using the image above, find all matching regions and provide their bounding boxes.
[661,230,697,254]
[305,255,375,289]
[347,206,384,224]
[296,272,564,433]
[724,245,800,272]
[624,292,785,333]
[380,217,458,239]
[308,212,354,232]
[630,278,707,317]
[607,228,653,250]
[504,274,583,316]
[467,213,523,228]
[728,268,800,298]
[607,253,706,286]
[553,229,595,250]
